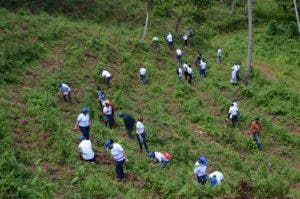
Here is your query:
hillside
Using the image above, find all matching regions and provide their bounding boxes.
[0,0,300,198]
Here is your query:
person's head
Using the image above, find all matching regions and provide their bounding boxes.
[198,156,207,166]
[138,116,143,122]
[255,117,260,122]
[185,62,188,64]
[234,62,238,65]
[79,135,86,142]
[232,98,236,102]
[105,139,114,150]
[82,107,89,114]
[202,58,205,62]
[231,103,234,107]
[97,86,102,91]
[148,151,155,160]
[118,112,125,118]
[99,68,103,73]
[210,175,218,187]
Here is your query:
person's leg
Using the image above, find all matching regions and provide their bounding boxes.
[115,160,125,180]
[185,40,188,46]
[103,115,109,127]
[143,74,147,84]
[141,133,148,152]
[188,75,192,84]
[254,134,262,150]
[136,134,143,151]
[68,92,72,103]
[127,128,133,139]
[63,95,67,102]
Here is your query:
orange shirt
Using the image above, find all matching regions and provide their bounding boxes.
[250,121,262,134]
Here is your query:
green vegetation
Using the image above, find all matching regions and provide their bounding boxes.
[0,0,299,198]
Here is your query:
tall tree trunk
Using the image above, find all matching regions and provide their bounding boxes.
[229,0,235,14]
[293,0,300,34]
[141,10,149,42]
[175,15,182,37]
[245,0,253,85]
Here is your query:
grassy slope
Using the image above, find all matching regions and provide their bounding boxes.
[0,4,299,199]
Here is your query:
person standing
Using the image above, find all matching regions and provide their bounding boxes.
[194,156,207,185]
[148,151,171,167]
[230,68,238,86]
[228,103,238,128]
[200,58,207,77]
[176,48,183,65]
[78,136,95,163]
[103,101,114,128]
[182,33,188,46]
[118,112,135,139]
[136,116,149,152]
[217,48,222,64]
[250,118,263,150]
[139,65,147,85]
[166,32,173,49]
[194,52,202,67]
[74,107,90,139]
[187,65,193,84]
[105,139,127,182]
[233,62,241,81]
[100,69,112,88]
[58,83,72,103]
[97,88,106,109]
[176,65,183,82]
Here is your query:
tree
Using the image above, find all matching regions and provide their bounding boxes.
[141,0,154,42]
[293,0,300,34]
[244,0,253,85]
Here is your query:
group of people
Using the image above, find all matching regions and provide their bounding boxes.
[56,31,265,186]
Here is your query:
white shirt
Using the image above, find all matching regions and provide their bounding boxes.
[102,70,111,78]
[217,49,222,56]
[136,121,144,135]
[110,143,125,161]
[61,83,71,92]
[176,49,182,56]
[233,64,240,71]
[140,67,146,75]
[79,140,94,160]
[77,113,90,127]
[194,165,207,177]
[231,69,237,79]
[167,33,173,42]
[200,61,206,69]
[228,106,238,116]
[183,63,188,70]
[154,152,169,162]
[103,106,112,115]
[183,34,188,41]
[177,67,183,77]
[187,67,193,74]
[209,171,224,185]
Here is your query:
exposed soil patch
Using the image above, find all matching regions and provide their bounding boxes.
[125,172,143,187]
[41,59,60,71]
[94,151,112,165]
[235,179,253,199]
[254,62,278,81]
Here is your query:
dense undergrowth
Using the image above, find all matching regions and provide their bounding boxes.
[0,0,299,198]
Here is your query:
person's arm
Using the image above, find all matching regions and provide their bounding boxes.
[74,120,79,130]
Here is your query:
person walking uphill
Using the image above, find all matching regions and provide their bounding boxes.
[194,156,207,185]
[250,118,263,150]
[74,107,90,139]
[97,88,106,109]
[58,83,72,103]
[103,101,114,128]
[105,139,127,182]
[176,48,183,65]
[118,112,135,139]
[136,116,149,152]
[166,32,173,49]
[100,69,112,88]
[228,103,238,128]
[217,48,222,64]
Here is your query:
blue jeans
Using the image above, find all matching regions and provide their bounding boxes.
[176,55,182,64]
[253,133,262,150]
[136,133,148,152]
[115,159,125,180]
[79,126,89,139]
[231,114,238,128]
[140,74,147,84]
[199,68,206,77]
[197,175,207,185]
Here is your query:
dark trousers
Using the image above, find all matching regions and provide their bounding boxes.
[168,41,173,49]
[197,175,207,185]
[236,71,240,81]
[199,68,206,77]
[126,128,133,139]
[176,55,182,64]
[105,77,111,88]
[188,74,193,84]
[136,133,148,152]
[140,74,147,84]
[104,114,114,128]
[184,39,188,46]
[115,159,125,180]
[63,92,72,103]
[79,126,89,139]
[231,114,238,128]
[253,133,262,150]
